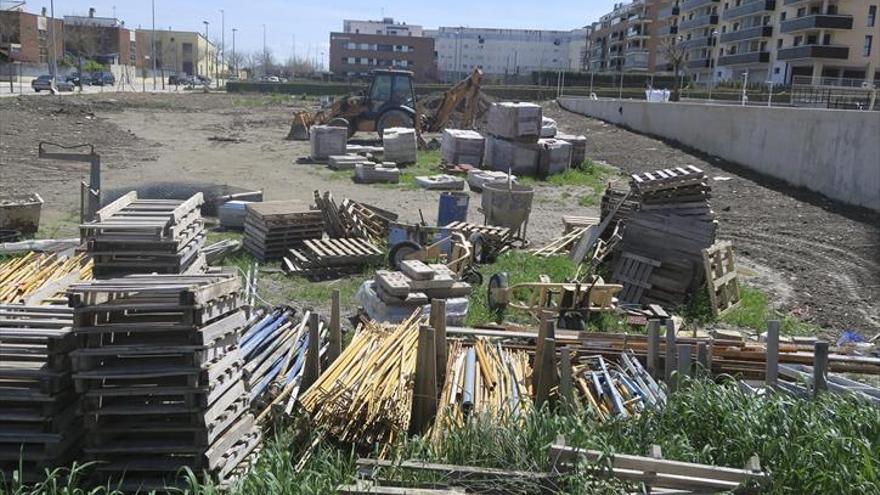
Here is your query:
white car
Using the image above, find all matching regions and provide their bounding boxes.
[267,76,280,83]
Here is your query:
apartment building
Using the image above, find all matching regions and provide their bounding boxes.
[586,1,672,73]
[429,26,586,81]
[0,7,64,66]
[660,0,879,85]
[64,8,138,68]
[329,18,436,81]
[135,30,217,78]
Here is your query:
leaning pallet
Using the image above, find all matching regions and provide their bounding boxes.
[0,305,82,481]
[68,274,260,491]
[80,191,206,277]
[702,240,742,316]
[243,201,324,261]
[283,237,383,279]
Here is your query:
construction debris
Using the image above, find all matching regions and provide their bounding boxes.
[441,129,485,167]
[203,239,242,264]
[81,192,206,277]
[243,201,324,261]
[0,253,92,304]
[381,127,417,165]
[0,305,81,480]
[355,163,401,184]
[310,125,348,161]
[415,174,466,191]
[283,237,383,279]
[572,352,665,422]
[68,274,259,491]
[432,338,532,442]
[703,240,742,316]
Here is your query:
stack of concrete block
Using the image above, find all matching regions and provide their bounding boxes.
[441,129,485,166]
[328,154,364,171]
[483,135,540,175]
[355,163,401,184]
[414,174,466,191]
[537,138,573,177]
[382,127,417,165]
[557,133,587,169]
[487,102,542,141]
[374,261,471,306]
[310,125,348,161]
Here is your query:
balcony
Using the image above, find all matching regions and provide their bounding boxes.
[661,24,680,35]
[718,51,770,65]
[720,25,773,43]
[627,28,650,38]
[777,44,849,60]
[659,4,681,18]
[679,14,719,30]
[681,0,719,13]
[686,58,712,69]
[783,0,807,5]
[780,15,854,33]
[722,0,776,21]
[679,36,717,49]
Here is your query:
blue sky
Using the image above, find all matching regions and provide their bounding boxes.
[31,0,617,66]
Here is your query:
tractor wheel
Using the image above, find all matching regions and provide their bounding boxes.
[468,232,487,264]
[462,269,483,286]
[377,109,414,138]
[327,117,356,138]
[388,240,422,270]
[558,312,586,331]
[487,272,509,314]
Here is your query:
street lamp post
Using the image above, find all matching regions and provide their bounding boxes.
[232,28,237,79]
[203,21,209,80]
[708,29,718,101]
[262,24,267,77]
[49,0,58,88]
[151,0,157,90]
[219,9,224,87]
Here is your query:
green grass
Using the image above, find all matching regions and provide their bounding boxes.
[720,286,820,336]
[393,149,443,190]
[467,251,577,326]
[518,160,619,207]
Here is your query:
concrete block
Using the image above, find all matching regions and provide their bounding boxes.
[328,154,364,170]
[557,133,587,169]
[414,174,466,191]
[441,129,485,166]
[537,138,573,177]
[484,135,539,176]
[355,163,401,184]
[541,117,558,137]
[382,127,417,164]
[310,125,348,160]
[487,102,542,141]
[400,260,435,281]
[467,170,517,192]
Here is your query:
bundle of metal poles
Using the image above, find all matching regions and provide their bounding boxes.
[0,252,92,303]
[432,338,532,443]
[573,350,666,422]
[299,311,422,452]
[240,306,327,418]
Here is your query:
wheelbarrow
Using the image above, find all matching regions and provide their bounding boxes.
[487,273,623,329]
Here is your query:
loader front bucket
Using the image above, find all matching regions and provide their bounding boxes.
[286,112,312,140]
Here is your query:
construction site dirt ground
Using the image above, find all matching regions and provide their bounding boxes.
[1,92,877,334]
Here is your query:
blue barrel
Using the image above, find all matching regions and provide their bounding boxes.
[437,192,469,226]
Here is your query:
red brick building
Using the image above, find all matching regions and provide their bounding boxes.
[329,30,436,82]
[0,9,64,64]
[63,9,138,68]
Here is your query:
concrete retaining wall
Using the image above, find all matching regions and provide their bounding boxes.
[558,97,880,212]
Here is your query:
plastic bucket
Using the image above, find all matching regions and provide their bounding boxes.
[437,192,470,226]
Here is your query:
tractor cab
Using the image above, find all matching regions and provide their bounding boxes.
[360,69,417,134]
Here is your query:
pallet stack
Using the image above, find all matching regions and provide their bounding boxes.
[0,305,82,480]
[68,274,260,491]
[283,238,383,279]
[81,192,206,277]
[611,166,716,307]
[244,201,324,261]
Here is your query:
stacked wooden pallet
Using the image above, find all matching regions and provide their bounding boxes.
[244,201,324,261]
[81,192,206,277]
[68,274,260,491]
[612,167,716,307]
[283,238,383,279]
[340,198,398,244]
[0,305,82,481]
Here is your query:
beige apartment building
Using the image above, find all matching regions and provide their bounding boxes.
[135,30,217,78]
[594,0,879,86]
[587,1,668,73]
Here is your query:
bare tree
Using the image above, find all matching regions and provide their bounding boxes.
[662,37,687,102]
[280,55,317,78]
[254,47,276,77]
[64,20,113,81]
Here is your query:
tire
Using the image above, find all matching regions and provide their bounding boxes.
[377,109,414,138]
[468,232,487,264]
[462,269,483,286]
[327,117,356,138]
[558,312,586,331]
[487,272,509,314]
[388,240,422,270]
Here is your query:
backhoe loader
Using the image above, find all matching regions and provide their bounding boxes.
[287,68,485,144]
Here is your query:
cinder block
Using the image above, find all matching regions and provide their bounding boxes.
[537,138,573,177]
[484,135,539,176]
[310,125,348,160]
[487,102,542,141]
[557,133,587,169]
[441,129,485,166]
[382,127,417,165]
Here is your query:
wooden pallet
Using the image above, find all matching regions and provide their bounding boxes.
[283,237,383,279]
[532,226,589,257]
[703,240,741,316]
[612,252,661,304]
[244,202,324,260]
[630,166,706,194]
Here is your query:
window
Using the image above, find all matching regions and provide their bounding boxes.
[865,35,874,56]
[774,67,780,74]
[869,6,877,27]
[780,11,786,21]
[777,38,783,49]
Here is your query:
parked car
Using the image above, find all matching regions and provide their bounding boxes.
[90,72,116,86]
[266,76,280,83]
[65,72,91,86]
[31,75,75,92]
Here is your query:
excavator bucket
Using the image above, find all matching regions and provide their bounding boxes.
[287,112,314,141]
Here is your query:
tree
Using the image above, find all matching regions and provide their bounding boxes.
[662,37,687,102]
[254,47,276,77]
[279,55,318,79]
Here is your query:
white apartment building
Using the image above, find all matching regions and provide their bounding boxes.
[427,26,588,81]
[343,18,423,37]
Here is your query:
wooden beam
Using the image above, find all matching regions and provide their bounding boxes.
[766,320,780,388]
[664,320,676,386]
[328,289,342,364]
[559,346,574,408]
[302,312,321,390]
[410,325,438,434]
[813,341,828,397]
[535,337,557,408]
[430,299,448,386]
[647,319,660,378]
